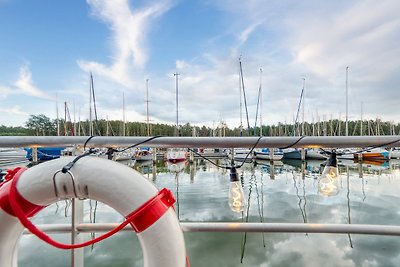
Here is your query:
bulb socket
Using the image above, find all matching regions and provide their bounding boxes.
[327,151,337,167]
[230,167,239,182]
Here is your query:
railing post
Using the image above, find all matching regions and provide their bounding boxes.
[32,147,38,163]
[269,148,274,162]
[71,199,84,267]
[301,148,306,161]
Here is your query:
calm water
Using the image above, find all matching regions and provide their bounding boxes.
[16,158,400,267]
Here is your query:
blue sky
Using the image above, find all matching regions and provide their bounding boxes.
[0,0,399,129]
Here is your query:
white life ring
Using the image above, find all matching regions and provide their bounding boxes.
[0,156,186,267]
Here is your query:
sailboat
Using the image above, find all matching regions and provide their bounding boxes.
[252,68,284,161]
[283,78,305,160]
[354,148,389,161]
[166,73,187,163]
[234,57,253,162]
[114,92,136,161]
[134,79,155,162]
[282,78,326,160]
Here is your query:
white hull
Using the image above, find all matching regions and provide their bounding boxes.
[254,152,283,161]
[233,148,253,161]
[166,148,187,162]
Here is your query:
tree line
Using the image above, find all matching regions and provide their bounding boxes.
[0,114,399,137]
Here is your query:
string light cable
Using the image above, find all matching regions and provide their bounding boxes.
[187,136,264,170]
[319,136,400,156]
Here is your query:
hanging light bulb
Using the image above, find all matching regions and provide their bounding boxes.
[318,151,340,196]
[228,167,246,212]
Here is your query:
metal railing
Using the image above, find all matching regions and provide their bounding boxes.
[0,135,400,148]
[30,222,400,236]
[3,135,400,267]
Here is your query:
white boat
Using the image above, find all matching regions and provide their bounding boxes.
[306,148,328,160]
[354,147,389,161]
[134,148,153,162]
[233,148,253,162]
[0,148,27,166]
[389,148,400,159]
[196,148,229,158]
[113,149,134,161]
[283,148,301,159]
[166,148,187,163]
[254,148,284,161]
[336,148,356,160]
[283,148,327,160]
[166,160,186,173]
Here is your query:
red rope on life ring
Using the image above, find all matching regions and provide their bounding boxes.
[4,167,175,250]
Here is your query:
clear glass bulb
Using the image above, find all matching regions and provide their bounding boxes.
[229,181,246,212]
[318,165,340,196]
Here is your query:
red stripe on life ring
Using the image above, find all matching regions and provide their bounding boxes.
[0,168,45,218]
[127,188,176,233]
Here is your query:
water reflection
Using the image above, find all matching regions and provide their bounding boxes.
[15,158,400,267]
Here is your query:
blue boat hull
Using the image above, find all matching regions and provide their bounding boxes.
[24,147,65,161]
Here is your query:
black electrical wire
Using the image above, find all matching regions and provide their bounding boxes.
[187,148,227,169]
[114,135,163,153]
[62,135,163,173]
[234,136,263,169]
[188,136,264,170]
[319,137,400,156]
[279,135,306,150]
[83,136,95,150]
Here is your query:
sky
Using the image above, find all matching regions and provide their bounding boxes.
[0,0,399,129]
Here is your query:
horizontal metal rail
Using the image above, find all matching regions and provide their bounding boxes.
[1,135,400,148]
[25,222,400,236]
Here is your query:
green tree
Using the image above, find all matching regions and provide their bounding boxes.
[25,114,56,136]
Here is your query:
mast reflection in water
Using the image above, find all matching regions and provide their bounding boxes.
[17,158,400,267]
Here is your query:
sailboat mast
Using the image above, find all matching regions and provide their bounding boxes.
[239,57,251,135]
[174,73,180,136]
[89,72,93,136]
[64,101,67,136]
[260,68,263,136]
[360,101,363,136]
[73,100,76,136]
[56,94,60,136]
[345,66,349,136]
[146,79,150,136]
[301,77,305,136]
[294,78,305,136]
[122,92,126,136]
[239,58,243,136]
[106,116,109,136]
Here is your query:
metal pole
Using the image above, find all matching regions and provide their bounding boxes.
[146,79,150,136]
[30,222,400,237]
[239,57,243,136]
[122,92,126,136]
[32,147,38,163]
[345,66,349,136]
[89,73,93,136]
[71,198,84,267]
[174,73,180,136]
[360,102,363,136]
[259,68,263,136]
[302,77,305,136]
[71,199,84,267]
[1,136,400,149]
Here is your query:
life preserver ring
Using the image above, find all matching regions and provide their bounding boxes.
[0,156,186,267]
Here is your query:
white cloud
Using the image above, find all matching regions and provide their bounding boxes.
[195,0,400,126]
[14,65,54,101]
[0,85,12,99]
[288,1,400,77]
[79,0,173,86]
[237,21,263,47]
[0,106,28,116]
